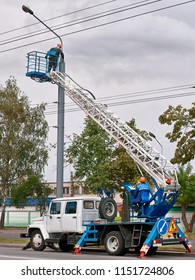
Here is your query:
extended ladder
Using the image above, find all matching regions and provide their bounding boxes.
[49,71,179,190]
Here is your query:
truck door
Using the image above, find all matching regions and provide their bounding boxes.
[46,201,62,233]
[61,201,78,233]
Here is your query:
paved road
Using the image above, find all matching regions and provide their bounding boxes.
[0,228,195,260]
[0,245,194,260]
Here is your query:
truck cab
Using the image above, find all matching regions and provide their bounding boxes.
[27,196,101,251]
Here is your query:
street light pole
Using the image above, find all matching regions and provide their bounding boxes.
[22,5,65,198]
[56,59,65,198]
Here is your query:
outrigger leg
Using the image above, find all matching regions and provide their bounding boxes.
[73,244,82,254]
[73,222,99,255]
[73,228,89,254]
[139,221,159,258]
[176,225,192,253]
[139,218,193,258]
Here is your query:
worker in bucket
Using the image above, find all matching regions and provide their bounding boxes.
[46,43,64,72]
[131,177,152,205]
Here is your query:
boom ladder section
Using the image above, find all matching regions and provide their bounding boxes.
[50,71,179,190]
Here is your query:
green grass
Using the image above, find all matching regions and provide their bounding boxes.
[0,237,27,244]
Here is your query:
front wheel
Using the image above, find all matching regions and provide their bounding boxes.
[30,229,46,251]
[99,197,117,221]
[104,231,126,255]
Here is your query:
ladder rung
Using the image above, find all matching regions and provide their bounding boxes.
[50,71,179,189]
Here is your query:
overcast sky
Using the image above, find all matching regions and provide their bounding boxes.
[0,0,195,182]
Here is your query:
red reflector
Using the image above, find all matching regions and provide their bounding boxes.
[182,238,186,242]
[154,239,161,244]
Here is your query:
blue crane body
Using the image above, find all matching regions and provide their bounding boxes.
[24,51,192,257]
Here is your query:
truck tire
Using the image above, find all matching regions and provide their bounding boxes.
[104,231,126,255]
[146,246,158,256]
[30,229,46,251]
[99,197,117,221]
[59,240,74,252]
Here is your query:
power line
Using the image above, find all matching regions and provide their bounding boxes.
[92,84,195,101]
[106,91,195,107]
[1,0,195,54]
[0,0,119,36]
[31,83,195,108]
[0,0,161,46]
[43,89,195,115]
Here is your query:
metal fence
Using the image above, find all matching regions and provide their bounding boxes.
[0,208,194,231]
[0,210,40,227]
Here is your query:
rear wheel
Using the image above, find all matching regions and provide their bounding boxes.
[59,240,74,252]
[104,231,126,255]
[30,229,46,251]
[146,246,158,255]
[99,197,117,221]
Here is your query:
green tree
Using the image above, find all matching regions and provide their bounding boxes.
[66,117,151,221]
[66,117,150,191]
[11,175,52,215]
[0,77,49,227]
[176,164,195,233]
[159,102,195,164]
[66,117,115,192]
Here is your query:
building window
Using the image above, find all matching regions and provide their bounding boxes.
[63,187,69,194]
[74,187,80,195]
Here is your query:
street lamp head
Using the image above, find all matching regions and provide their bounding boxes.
[149,132,163,154]
[149,132,156,139]
[22,4,63,48]
[22,5,34,15]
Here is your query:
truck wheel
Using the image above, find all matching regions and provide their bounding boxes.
[99,197,117,221]
[104,231,126,255]
[146,246,158,256]
[59,240,74,252]
[30,229,46,251]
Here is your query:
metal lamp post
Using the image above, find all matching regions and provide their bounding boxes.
[22,5,65,198]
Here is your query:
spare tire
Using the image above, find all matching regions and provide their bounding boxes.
[99,197,117,221]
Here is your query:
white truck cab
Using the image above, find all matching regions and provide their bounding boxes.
[26,196,101,251]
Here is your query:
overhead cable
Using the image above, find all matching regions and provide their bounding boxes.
[1,0,195,54]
